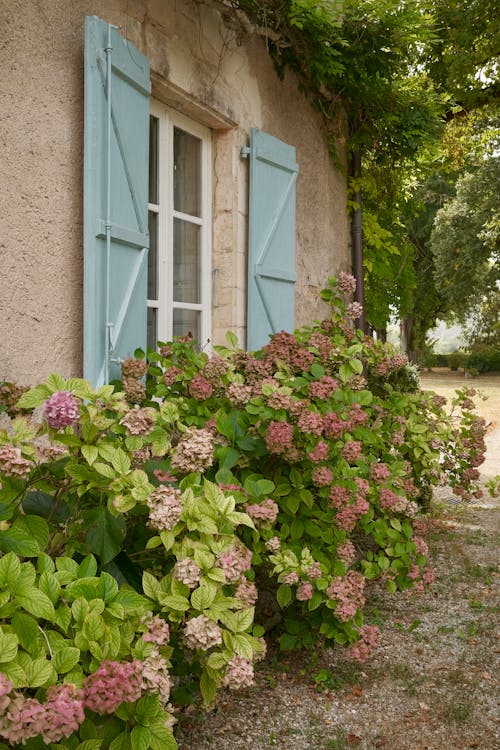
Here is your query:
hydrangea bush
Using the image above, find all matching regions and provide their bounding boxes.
[0,276,486,748]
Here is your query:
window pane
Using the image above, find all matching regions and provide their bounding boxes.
[147,307,157,351]
[174,127,201,216]
[148,211,158,300]
[173,218,200,303]
[173,308,200,343]
[149,116,159,204]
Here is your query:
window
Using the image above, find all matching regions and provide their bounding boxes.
[148,102,212,350]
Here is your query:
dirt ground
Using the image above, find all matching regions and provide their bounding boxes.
[175,370,500,750]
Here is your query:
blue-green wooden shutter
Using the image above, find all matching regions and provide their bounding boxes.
[84,15,150,386]
[245,128,298,351]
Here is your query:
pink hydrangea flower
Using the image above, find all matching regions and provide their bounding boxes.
[235,579,258,606]
[173,557,201,587]
[326,570,365,622]
[246,498,279,523]
[188,373,213,400]
[163,366,182,386]
[170,428,215,474]
[347,624,380,662]
[337,272,357,295]
[336,540,356,565]
[44,391,80,429]
[311,466,333,487]
[83,661,142,714]
[282,571,299,585]
[0,445,33,477]
[346,301,363,319]
[183,615,222,650]
[141,613,170,645]
[306,562,322,579]
[323,412,347,439]
[227,382,253,406]
[309,376,339,400]
[120,405,155,435]
[340,440,362,463]
[296,582,313,601]
[223,655,254,689]
[217,544,253,582]
[265,420,294,454]
[308,440,329,463]
[146,486,183,531]
[298,411,324,436]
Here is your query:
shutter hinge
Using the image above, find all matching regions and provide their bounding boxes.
[240,146,251,158]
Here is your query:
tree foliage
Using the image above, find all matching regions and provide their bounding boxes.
[199,0,499,347]
[431,155,500,320]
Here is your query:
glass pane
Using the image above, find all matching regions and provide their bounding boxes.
[173,219,200,303]
[149,116,159,204]
[148,212,158,300]
[173,308,200,342]
[174,127,201,216]
[147,307,157,351]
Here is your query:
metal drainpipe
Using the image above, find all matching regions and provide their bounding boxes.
[350,146,367,334]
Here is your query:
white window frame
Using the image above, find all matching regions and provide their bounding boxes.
[148,100,212,348]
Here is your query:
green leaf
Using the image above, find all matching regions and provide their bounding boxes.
[158,594,190,612]
[131,726,151,750]
[134,694,161,725]
[16,384,51,409]
[0,551,20,587]
[0,632,19,662]
[109,732,131,750]
[84,507,126,564]
[233,607,254,632]
[81,445,99,465]
[82,612,106,641]
[149,720,177,750]
[349,358,363,374]
[142,571,161,601]
[54,605,72,633]
[277,584,292,608]
[38,571,61,603]
[11,612,39,652]
[200,671,218,707]
[0,522,40,557]
[0,661,27,687]
[76,742,104,750]
[111,448,131,476]
[46,373,68,392]
[114,587,149,613]
[191,585,216,611]
[16,587,55,622]
[53,647,80,674]
[25,657,54,687]
[232,632,254,660]
[78,555,98,578]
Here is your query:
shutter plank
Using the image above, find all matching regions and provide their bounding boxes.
[84,16,150,386]
[246,128,298,351]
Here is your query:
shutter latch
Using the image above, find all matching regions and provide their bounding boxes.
[240,146,251,158]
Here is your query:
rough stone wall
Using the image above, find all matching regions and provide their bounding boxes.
[0,0,349,385]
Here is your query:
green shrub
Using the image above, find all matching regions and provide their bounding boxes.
[446,351,468,371]
[0,275,487,749]
[467,346,500,373]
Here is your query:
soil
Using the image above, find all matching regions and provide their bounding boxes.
[175,370,500,750]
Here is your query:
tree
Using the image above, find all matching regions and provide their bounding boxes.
[431,155,500,321]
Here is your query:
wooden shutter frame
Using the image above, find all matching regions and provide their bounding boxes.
[83,16,150,386]
[245,128,298,351]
